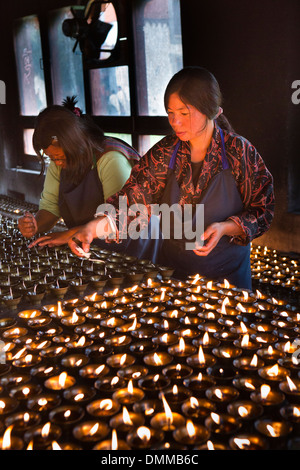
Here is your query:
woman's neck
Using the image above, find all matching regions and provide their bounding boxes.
[189,120,214,163]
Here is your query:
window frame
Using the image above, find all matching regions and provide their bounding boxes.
[14,0,182,171]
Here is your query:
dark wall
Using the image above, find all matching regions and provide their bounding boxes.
[0,0,73,204]
[180,0,300,253]
[0,0,299,253]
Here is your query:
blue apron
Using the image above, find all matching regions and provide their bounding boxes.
[125,128,252,289]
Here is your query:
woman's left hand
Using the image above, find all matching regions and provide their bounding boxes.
[193,222,225,257]
[28,230,73,248]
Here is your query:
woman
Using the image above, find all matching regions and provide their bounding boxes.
[18,97,140,244]
[31,68,275,289]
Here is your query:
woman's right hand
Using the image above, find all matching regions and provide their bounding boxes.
[18,212,38,238]
[68,225,95,257]
[68,218,109,257]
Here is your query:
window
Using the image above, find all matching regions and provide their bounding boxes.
[48,8,85,111]
[133,0,183,116]
[90,66,130,116]
[139,135,163,156]
[23,129,35,155]
[12,1,183,170]
[13,15,47,115]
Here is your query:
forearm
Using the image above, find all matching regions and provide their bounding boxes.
[220,219,245,238]
[35,209,59,234]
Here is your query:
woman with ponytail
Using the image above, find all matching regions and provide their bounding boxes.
[29,68,274,290]
[18,96,139,244]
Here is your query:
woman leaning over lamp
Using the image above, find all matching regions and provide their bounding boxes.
[30,68,275,290]
[18,97,139,245]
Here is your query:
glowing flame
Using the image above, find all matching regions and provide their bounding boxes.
[22,387,30,397]
[117,354,126,366]
[89,423,99,436]
[191,274,200,284]
[52,441,62,450]
[137,426,151,442]
[76,336,86,347]
[111,377,120,386]
[58,372,68,388]
[203,332,210,345]
[267,364,279,377]
[190,397,199,409]
[234,438,251,449]
[242,291,249,301]
[90,292,97,301]
[237,406,249,417]
[160,288,166,301]
[25,354,33,364]
[286,376,297,392]
[128,318,137,331]
[37,398,48,407]
[211,412,220,424]
[153,353,163,365]
[111,429,118,450]
[95,365,105,375]
[161,393,173,424]
[293,407,300,417]
[241,334,250,347]
[64,410,71,419]
[100,399,113,411]
[57,302,63,317]
[240,322,248,333]
[220,297,230,314]
[214,389,224,400]
[68,312,78,324]
[107,317,117,327]
[2,425,12,450]
[122,407,133,425]
[74,393,84,402]
[261,384,271,399]
[178,337,186,352]
[41,422,51,438]
[161,333,169,343]
[127,380,134,394]
[198,345,205,364]
[256,290,263,299]
[266,424,280,437]
[236,303,246,312]
[207,440,215,450]
[186,420,196,437]
[250,354,258,367]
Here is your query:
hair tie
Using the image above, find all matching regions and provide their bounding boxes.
[62,95,83,116]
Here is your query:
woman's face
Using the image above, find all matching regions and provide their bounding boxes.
[43,143,67,169]
[166,92,209,142]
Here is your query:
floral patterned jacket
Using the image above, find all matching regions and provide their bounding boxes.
[105,123,275,245]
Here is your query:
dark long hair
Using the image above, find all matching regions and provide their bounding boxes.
[33,104,105,184]
[164,66,234,133]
